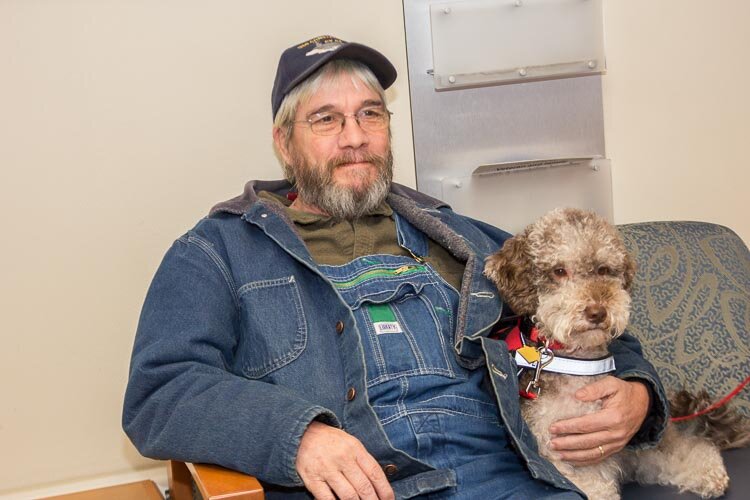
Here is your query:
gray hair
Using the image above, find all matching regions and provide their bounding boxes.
[273,59,388,147]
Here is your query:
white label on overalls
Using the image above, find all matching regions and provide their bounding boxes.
[373,321,403,334]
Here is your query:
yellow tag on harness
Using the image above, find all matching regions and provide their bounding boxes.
[517,346,541,363]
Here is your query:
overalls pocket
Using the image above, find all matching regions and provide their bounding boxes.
[321,257,459,387]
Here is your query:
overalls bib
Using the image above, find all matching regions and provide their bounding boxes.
[318,217,580,499]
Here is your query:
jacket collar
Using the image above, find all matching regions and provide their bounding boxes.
[208,179,449,218]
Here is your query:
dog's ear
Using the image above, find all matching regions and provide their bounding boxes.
[484,234,538,315]
[623,251,637,291]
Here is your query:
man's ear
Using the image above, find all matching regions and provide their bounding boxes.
[273,126,292,166]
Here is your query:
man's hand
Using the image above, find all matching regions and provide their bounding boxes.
[296,421,395,500]
[549,377,650,465]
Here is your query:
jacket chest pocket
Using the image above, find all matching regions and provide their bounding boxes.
[237,275,307,379]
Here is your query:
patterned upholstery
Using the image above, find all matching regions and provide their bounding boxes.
[618,221,750,416]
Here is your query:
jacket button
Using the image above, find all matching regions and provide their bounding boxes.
[383,464,398,477]
[335,321,345,334]
[346,387,357,401]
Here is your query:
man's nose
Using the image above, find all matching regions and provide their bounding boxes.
[337,116,369,149]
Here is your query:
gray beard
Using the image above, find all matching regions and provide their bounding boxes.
[284,149,393,220]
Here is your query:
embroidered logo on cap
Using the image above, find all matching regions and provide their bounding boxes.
[297,35,345,57]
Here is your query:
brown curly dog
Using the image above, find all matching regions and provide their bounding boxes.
[484,207,743,499]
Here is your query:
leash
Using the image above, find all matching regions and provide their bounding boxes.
[670,375,750,423]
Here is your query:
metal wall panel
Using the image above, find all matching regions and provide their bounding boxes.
[404,0,612,233]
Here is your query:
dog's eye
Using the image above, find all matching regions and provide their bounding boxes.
[553,267,568,278]
[597,265,611,276]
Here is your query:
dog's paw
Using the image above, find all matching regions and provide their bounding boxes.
[688,467,729,499]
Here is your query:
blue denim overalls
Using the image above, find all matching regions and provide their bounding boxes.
[318,216,581,499]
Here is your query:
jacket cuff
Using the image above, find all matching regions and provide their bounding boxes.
[277,406,342,486]
[619,372,669,448]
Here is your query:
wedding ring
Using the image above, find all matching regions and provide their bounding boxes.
[598,445,605,457]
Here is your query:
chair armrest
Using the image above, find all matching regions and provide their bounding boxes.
[168,460,264,500]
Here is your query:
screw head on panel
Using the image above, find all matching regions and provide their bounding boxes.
[448,75,456,84]
[518,68,527,77]
[587,60,597,69]
[443,7,451,14]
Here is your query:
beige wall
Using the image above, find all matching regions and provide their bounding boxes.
[0,1,413,494]
[603,0,750,243]
[1,0,747,495]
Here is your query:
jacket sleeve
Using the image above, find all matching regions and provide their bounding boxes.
[609,332,669,447]
[122,234,339,487]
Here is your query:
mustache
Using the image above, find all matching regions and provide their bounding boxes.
[328,151,387,169]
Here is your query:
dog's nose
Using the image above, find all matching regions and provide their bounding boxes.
[585,305,607,324]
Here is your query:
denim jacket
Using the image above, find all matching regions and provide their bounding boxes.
[123,180,668,499]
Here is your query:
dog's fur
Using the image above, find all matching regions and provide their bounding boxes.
[484,207,749,499]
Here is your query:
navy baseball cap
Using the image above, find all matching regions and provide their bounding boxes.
[271,35,397,119]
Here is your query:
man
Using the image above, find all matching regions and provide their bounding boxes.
[123,35,667,499]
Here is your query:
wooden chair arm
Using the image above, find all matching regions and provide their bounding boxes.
[168,460,264,500]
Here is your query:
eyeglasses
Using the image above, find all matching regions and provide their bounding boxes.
[293,107,392,136]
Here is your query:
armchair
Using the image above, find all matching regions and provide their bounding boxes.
[168,460,263,500]
[618,221,750,498]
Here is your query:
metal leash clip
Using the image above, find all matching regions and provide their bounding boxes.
[523,340,555,399]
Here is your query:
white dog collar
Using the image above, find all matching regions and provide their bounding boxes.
[515,351,616,376]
